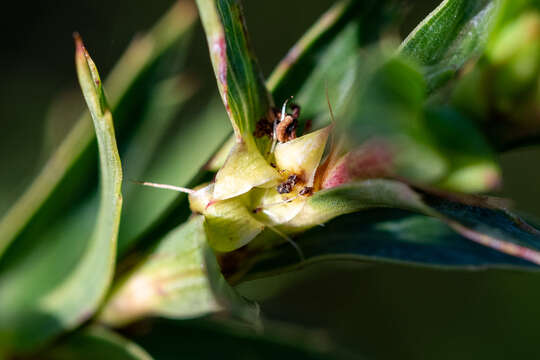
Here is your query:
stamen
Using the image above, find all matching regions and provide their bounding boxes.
[280,97,292,122]
[270,96,293,155]
[131,180,195,194]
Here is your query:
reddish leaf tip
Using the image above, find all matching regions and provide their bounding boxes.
[73,32,90,61]
[73,32,83,49]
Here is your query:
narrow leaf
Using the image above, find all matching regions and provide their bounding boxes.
[196,0,273,148]
[226,179,540,280]
[241,209,537,281]
[0,38,123,353]
[196,0,279,200]
[302,180,540,267]
[0,1,197,258]
[399,0,498,91]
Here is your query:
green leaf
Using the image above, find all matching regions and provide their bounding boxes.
[399,0,498,91]
[0,38,123,354]
[100,216,259,328]
[42,326,152,360]
[0,1,197,258]
[232,180,540,280]
[196,0,273,150]
[300,180,540,268]
[196,0,280,201]
[243,210,537,280]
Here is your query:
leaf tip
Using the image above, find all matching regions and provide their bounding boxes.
[73,32,87,59]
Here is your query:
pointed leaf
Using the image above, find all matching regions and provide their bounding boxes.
[0,1,197,258]
[242,209,537,280]
[399,0,499,91]
[281,179,430,232]
[196,0,273,150]
[197,0,280,200]
[0,38,123,353]
[227,179,540,280]
[297,180,540,266]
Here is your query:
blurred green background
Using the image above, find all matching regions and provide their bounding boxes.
[1,0,540,358]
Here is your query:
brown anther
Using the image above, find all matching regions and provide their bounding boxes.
[287,174,298,184]
[270,162,276,168]
[276,114,297,142]
[299,186,313,196]
[276,175,298,194]
[277,182,293,194]
[252,207,262,214]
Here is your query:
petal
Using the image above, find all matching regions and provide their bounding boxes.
[213,140,279,201]
[189,183,265,252]
[274,126,331,186]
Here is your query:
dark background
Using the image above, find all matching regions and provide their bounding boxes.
[1,0,540,358]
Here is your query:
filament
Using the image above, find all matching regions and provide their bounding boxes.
[131,180,195,194]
